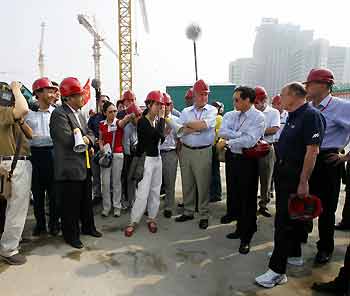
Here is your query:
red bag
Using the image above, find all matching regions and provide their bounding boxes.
[243,140,271,159]
[288,194,323,221]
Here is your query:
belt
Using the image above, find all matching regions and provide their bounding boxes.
[160,149,176,153]
[183,144,211,150]
[31,146,53,150]
[0,156,30,161]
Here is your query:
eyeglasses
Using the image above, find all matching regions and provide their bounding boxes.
[108,110,117,113]
[101,100,107,104]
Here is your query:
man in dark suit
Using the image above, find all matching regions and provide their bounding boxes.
[50,77,102,249]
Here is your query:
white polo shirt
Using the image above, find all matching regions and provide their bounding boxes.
[262,105,280,143]
[274,110,288,141]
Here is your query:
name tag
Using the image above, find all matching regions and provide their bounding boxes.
[193,131,201,135]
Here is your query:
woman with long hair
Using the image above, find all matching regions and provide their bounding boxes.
[125,91,165,237]
[99,101,130,217]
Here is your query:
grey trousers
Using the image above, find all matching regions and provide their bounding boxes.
[258,145,276,209]
[179,145,211,218]
[161,150,178,211]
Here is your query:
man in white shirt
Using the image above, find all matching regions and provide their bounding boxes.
[26,78,60,236]
[254,86,280,218]
[272,94,288,141]
[218,86,265,254]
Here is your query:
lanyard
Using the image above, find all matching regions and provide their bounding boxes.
[193,108,204,120]
[319,97,333,112]
[236,113,247,131]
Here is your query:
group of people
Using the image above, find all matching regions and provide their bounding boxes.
[0,67,349,295]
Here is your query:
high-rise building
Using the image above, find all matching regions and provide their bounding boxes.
[229,18,350,96]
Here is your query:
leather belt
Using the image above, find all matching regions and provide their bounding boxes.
[183,143,211,150]
[160,149,176,153]
[0,156,30,161]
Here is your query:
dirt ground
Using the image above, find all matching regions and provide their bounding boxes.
[0,166,349,296]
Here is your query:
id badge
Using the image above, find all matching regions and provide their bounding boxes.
[193,131,201,135]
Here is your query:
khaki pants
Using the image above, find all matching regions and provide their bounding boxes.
[0,160,32,257]
[258,145,275,209]
[179,146,211,218]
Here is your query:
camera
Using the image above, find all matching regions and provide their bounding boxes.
[0,82,14,107]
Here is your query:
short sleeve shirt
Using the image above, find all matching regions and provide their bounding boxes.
[0,106,30,156]
[276,103,326,169]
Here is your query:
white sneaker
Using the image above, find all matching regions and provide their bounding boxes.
[287,257,304,266]
[114,208,121,217]
[255,269,288,288]
[101,210,109,217]
[267,252,304,266]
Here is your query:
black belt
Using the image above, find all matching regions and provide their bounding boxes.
[31,146,53,150]
[319,148,339,155]
[0,156,30,161]
[160,149,176,153]
[183,144,211,150]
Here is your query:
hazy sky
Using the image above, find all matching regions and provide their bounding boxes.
[1,0,350,104]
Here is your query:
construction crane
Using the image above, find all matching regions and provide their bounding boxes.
[38,22,46,77]
[78,14,118,85]
[118,0,149,97]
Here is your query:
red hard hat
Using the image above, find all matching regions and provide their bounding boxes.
[126,102,142,117]
[145,90,164,104]
[32,77,58,93]
[193,79,210,94]
[272,94,282,105]
[255,86,268,102]
[162,93,172,105]
[59,77,84,97]
[288,195,323,221]
[304,68,335,85]
[185,88,193,100]
[243,140,271,159]
[122,90,135,102]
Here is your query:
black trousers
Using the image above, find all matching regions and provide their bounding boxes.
[269,162,307,274]
[31,147,59,230]
[340,163,350,225]
[224,150,240,218]
[210,145,222,200]
[57,178,96,243]
[122,154,133,202]
[0,199,6,235]
[309,149,343,254]
[230,153,259,244]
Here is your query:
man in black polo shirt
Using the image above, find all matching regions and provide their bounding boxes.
[255,82,326,288]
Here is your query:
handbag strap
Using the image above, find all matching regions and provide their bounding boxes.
[111,128,117,153]
[8,126,23,180]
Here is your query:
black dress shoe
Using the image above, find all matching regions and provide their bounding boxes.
[209,197,222,203]
[68,240,84,249]
[312,280,345,294]
[82,229,102,238]
[258,207,272,218]
[177,203,184,208]
[32,226,47,237]
[335,222,350,231]
[226,231,240,239]
[49,227,60,237]
[315,251,332,264]
[199,219,209,229]
[175,215,194,222]
[220,215,237,224]
[163,210,172,218]
[239,243,250,255]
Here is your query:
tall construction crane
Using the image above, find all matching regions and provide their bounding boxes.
[38,22,46,77]
[78,14,118,85]
[118,0,149,96]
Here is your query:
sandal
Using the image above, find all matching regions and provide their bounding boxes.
[147,221,158,234]
[124,224,135,237]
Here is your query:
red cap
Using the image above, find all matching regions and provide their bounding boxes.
[32,77,58,93]
[185,88,193,100]
[122,90,136,102]
[162,93,172,105]
[59,77,85,97]
[193,79,210,94]
[242,140,271,159]
[272,94,281,105]
[145,90,164,104]
[288,195,323,221]
[304,68,335,85]
[126,102,142,117]
[255,86,268,102]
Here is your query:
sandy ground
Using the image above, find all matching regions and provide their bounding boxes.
[0,166,349,296]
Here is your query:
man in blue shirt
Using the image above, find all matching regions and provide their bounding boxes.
[256,82,325,288]
[175,79,217,230]
[306,68,350,264]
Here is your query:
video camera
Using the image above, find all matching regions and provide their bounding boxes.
[0,81,38,110]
